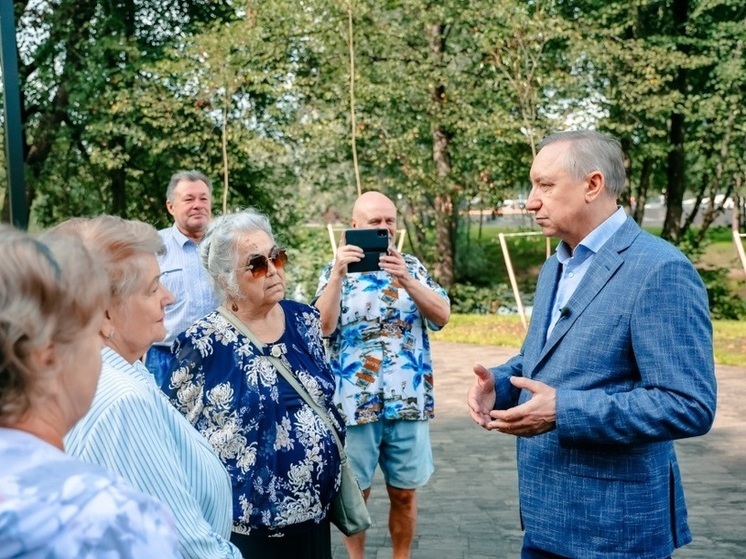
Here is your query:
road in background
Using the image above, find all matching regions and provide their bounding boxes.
[467,199,737,230]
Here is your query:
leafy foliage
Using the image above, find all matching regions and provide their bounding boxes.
[2,0,745,314]
[698,267,746,319]
[677,228,746,319]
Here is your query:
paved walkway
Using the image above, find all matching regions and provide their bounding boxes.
[331,341,746,559]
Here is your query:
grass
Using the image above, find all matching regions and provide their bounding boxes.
[456,226,551,289]
[431,314,527,348]
[460,223,745,291]
[432,314,746,367]
[306,222,744,365]
[712,319,746,366]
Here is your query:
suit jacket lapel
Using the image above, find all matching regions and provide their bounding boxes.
[521,256,559,375]
[528,218,641,374]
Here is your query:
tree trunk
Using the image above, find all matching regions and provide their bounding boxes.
[732,176,744,233]
[662,0,689,242]
[428,23,455,287]
[433,192,455,285]
[1,1,99,224]
[633,158,653,225]
[110,165,127,217]
[620,137,633,211]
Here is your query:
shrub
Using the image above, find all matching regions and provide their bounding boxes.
[448,282,534,315]
[698,268,746,320]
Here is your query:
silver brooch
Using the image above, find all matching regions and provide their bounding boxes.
[270,344,286,358]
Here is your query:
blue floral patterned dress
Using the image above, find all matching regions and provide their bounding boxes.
[163,300,343,538]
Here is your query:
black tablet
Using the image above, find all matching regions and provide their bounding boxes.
[345,228,389,273]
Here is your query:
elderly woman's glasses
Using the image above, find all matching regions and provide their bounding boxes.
[245,246,288,278]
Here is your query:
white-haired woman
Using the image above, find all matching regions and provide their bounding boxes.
[161,209,343,559]
[56,215,243,559]
[0,225,180,557]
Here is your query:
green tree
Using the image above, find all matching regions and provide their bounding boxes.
[4,0,744,303]
[5,0,237,225]
[289,0,576,286]
[566,0,746,243]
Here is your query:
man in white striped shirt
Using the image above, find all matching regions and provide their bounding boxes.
[145,170,220,386]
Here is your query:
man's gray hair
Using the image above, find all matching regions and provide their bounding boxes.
[166,170,213,202]
[538,130,626,198]
[199,209,275,301]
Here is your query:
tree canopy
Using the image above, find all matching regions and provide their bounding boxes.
[2,0,745,291]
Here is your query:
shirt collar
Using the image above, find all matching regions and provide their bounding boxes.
[101,345,157,386]
[556,206,627,263]
[170,225,193,248]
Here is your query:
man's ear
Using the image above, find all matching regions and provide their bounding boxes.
[166,199,176,217]
[585,171,605,202]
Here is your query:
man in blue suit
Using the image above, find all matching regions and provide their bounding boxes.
[468,130,717,559]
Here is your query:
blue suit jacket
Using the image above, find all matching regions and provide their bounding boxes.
[491,218,717,558]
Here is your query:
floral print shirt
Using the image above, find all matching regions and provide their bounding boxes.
[163,300,343,537]
[0,428,181,558]
[315,254,449,425]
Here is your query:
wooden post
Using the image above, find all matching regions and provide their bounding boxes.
[327,223,338,257]
[734,231,746,276]
[499,232,528,331]
[733,195,746,275]
[397,228,405,252]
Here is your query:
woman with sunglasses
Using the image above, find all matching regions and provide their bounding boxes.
[161,208,343,559]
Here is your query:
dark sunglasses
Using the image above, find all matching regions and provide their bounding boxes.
[245,246,289,278]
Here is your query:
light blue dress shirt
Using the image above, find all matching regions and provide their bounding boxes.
[65,347,242,559]
[156,225,220,347]
[547,207,627,336]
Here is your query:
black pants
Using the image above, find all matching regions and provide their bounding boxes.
[230,520,332,559]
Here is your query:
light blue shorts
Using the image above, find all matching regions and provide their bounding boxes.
[345,419,434,490]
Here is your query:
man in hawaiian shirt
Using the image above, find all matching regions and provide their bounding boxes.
[314,191,450,559]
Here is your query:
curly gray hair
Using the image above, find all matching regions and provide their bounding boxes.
[200,209,275,301]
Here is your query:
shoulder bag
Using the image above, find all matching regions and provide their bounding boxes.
[217,306,372,536]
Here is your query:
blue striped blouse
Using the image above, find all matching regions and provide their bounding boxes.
[64,347,242,559]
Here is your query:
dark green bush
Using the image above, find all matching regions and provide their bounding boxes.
[697,268,746,320]
[676,228,746,320]
[448,282,534,315]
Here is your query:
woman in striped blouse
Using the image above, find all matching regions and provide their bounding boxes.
[0,225,180,558]
[57,215,243,559]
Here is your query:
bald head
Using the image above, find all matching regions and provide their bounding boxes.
[351,191,398,239]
